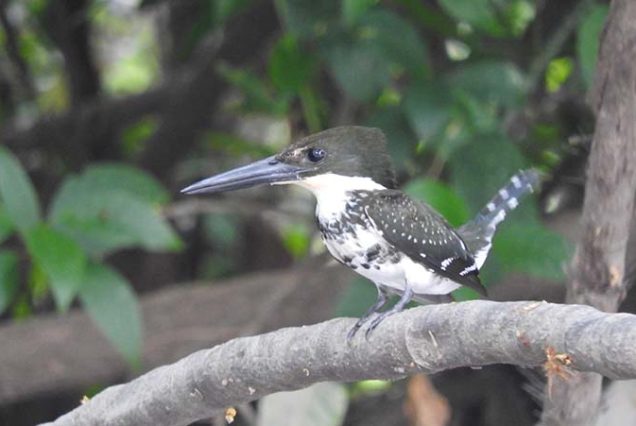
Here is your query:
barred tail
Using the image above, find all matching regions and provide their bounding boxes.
[458,169,540,268]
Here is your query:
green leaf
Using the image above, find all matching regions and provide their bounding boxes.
[275,0,339,39]
[0,204,15,244]
[449,132,526,213]
[0,146,41,234]
[545,57,573,93]
[79,163,169,204]
[216,63,288,115]
[268,35,316,94]
[504,0,535,37]
[447,61,526,108]
[438,0,505,36]
[452,286,482,301]
[404,179,470,227]
[404,80,452,143]
[366,106,417,167]
[51,215,138,257]
[577,5,608,88]
[323,39,391,101]
[439,0,533,37]
[358,10,430,78]
[25,224,87,311]
[493,222,570,280]
[342,0,377,26]
[50,176,181,256]
[257,382,348,426]
[79,263,142,366]
[0,250,19,314]
[325,9,430,100]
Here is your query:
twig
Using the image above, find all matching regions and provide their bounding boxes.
[526,0,595,92]
[41,300,636,426]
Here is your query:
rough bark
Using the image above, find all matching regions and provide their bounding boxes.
[540,1,636,425]
[40,301,636,426]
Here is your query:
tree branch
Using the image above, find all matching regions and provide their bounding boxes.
[0,0,35,100]
[41,0,101,105]
[41,301,636,426]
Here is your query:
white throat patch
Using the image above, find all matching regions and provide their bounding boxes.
[295,173,385,193]
[292,173,385,222]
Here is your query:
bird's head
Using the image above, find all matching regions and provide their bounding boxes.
[181,126,396,195]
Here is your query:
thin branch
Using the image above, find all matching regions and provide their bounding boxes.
[41,301,636,426]
[0,0,35,99]
[526,0,595,92]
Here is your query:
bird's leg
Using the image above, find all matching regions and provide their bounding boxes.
[347,286,389,342]
[365,285,414,340]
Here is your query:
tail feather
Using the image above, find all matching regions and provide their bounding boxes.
[458,169,540,268]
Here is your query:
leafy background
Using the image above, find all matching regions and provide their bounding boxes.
[0,0,608,424]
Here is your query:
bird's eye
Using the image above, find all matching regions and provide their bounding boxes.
[307,147,326,162]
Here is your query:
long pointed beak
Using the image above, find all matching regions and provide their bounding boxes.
[181,155,306,195]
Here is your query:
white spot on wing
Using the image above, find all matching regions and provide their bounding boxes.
[459,263,477,276]
[440,257,455,270]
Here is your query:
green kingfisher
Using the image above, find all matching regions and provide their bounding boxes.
[182,126,539,340]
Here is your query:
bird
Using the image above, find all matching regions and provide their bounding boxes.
[182,126,539,340]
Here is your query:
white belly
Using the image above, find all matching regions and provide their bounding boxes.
[322,225,460,295]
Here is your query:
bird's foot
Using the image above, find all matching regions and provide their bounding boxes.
[347,287,389,343]
[364,310,403,340]
[363,286,414,340]
[346,321,363,343]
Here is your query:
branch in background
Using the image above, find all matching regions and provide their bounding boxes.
[526,0,595,92]
[0,0,35,100]
[41,0,101,105]
[540,0,636,424]
[41,301,636,426]
[138,0,280,182]
[1,87,166,170]
[0,267,350,406]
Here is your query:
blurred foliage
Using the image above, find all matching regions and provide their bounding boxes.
[546,57,574,93]
[577,4,608,88]
[0,147,178,364]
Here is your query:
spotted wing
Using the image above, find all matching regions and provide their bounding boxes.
[361,190,485,295]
